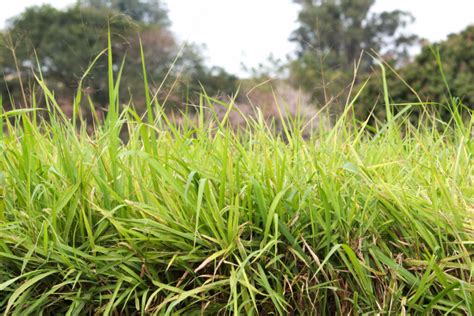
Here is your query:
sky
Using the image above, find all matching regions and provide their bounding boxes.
[1,0,473,76]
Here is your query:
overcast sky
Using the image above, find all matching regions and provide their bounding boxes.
[1,1,473,75]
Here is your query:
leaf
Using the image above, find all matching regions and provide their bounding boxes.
[5,270,58,314]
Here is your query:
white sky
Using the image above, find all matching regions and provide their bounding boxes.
[1,1,474,75]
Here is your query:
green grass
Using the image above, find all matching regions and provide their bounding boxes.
[0,45,473,314]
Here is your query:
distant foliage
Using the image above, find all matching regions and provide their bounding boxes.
[0,2,238,112]
[1,5,140,107]
[78,0,171,26]
[290,0,417,108]
[360,26,474,122]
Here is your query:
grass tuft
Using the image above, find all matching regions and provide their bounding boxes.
[0,49,473,315]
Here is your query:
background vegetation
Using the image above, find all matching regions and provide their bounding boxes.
[0,0,238,115]
[360,26,474,121]
[1,0,473,122]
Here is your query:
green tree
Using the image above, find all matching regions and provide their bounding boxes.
[360,25,474,122]
[0,4,238,113]
[290,0,416,107]
[78,0,170,26]
[0,5,145,107]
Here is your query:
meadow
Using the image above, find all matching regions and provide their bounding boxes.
[0,45,473,314]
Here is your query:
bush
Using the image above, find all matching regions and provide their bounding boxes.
[358,26,474,122]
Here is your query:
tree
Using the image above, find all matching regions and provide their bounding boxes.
[360,25,474,122]
[0,5,145,108]
[77,0,170,26]
[0,3,239,113]
[290,0,416,107]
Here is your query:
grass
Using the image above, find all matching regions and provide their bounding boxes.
[0,43,473,314]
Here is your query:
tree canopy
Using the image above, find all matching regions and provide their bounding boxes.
[359,25,474,121]
[290,0,417,106]
[77,0,170,26]
[0,1,238,112]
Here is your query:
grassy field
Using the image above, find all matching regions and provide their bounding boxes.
[0,48,473,314]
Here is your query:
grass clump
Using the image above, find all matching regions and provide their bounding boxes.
[0,48,473,314]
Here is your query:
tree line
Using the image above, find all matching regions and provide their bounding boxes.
[0,0,239,114]
[1,0,472,121]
